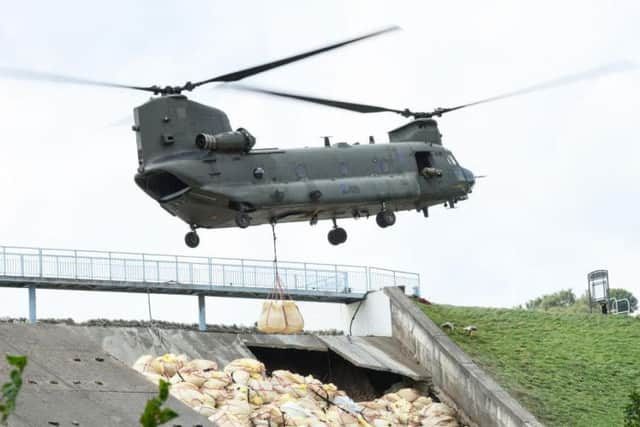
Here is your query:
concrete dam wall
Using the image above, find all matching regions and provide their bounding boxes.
[385,287,543,427]
[0,287,542,426]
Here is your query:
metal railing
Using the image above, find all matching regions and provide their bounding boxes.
[0,245,420,296]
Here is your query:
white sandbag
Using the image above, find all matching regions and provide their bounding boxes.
[248,378,278,403]
[332,395,363,413]
[382,392,401,403]
[258,300,287,333]
[178,367,208,387]
[184,358,218,372]
[325,406,359,425]
[218,399,253,418]
[272,370,305,385]
[193,403,217,417]
[413,396,433,411]
[392,410,410,425]
[422,414,459,427]
[282,300,304,333]
[280,401,313,418]
[423,402,455,419]
[230,369,250,386]
[359,400,387,411]
[150,353,183,378]
[308,382,339,401]
[201,387,230,403]
[209,410,249,427]
[170,382,205,407]
[250,404,285,425]
[224,358,266,376]
[169,373,183,385]
[202,371,232,389]
[397,388,420,403]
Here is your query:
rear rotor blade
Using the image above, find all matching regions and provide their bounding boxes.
[0,67,158,93]
[436,61,637,116]
[190,26,400,88]
[229,84,410,115]
[233,61,637,120]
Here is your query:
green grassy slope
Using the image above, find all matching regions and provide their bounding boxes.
[417,303,640,426]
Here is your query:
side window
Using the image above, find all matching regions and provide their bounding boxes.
[339,162,349,176]
[295,164,307,180]
[377,159,390,173]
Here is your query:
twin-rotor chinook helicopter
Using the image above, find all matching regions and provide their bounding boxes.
[1,27,631,247]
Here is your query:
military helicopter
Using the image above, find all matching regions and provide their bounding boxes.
[0,27,632,247]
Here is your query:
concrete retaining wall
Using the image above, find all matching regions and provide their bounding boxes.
[342,289,393,336]
[384,287,543,427]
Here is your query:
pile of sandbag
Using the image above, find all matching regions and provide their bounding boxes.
[133,354,459,427]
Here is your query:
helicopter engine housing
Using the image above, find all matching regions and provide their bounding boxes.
[133,95,232,170]
[195,128,256,153]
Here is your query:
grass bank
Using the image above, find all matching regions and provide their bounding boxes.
[417,303,640,426]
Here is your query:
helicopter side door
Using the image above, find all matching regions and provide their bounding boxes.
[414,150,441,197]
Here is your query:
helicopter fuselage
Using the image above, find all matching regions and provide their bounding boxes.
[132,95,474,245]
[141,141,472,227]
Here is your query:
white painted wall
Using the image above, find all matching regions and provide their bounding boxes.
[341,289,392,336]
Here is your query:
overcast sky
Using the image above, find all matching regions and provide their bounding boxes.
[1,1,639,324]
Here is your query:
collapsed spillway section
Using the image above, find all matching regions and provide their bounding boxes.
[133,353,459,426]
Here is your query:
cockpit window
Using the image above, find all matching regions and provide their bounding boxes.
[447,154,458,166]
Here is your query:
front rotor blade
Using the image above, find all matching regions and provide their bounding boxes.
[0,67,157,93]
[230,84,409,115]
[437,61,637,115]
[191,26,400,88]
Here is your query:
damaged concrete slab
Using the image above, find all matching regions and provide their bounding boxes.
[318,336,428,381]
[0,324,210,427]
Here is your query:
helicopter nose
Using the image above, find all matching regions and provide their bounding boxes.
[461,168,475,188]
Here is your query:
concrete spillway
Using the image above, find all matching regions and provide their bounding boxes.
[0,323,429,426]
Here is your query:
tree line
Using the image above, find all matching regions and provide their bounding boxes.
[523,288,637,313]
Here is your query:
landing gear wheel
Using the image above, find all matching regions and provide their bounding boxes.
[376,211,396,228]
[185,231,200,248]
[328,227,347,245]
[235,212,251,229]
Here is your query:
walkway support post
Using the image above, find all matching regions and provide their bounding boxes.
[28,285,36,324]
[198,295,206,332]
